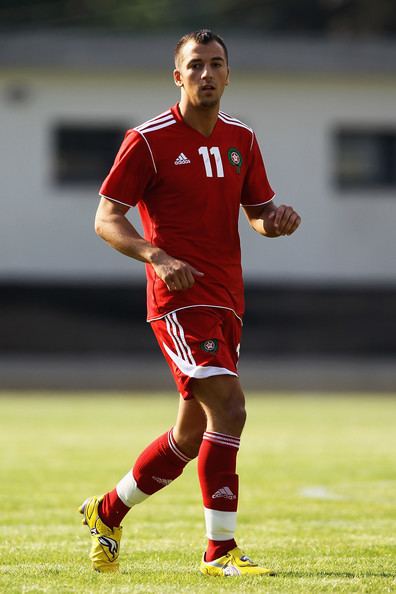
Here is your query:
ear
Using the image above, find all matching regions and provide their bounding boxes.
[173,68,183,87]
[225,67,230,86]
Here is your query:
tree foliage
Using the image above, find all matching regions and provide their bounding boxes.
[1,0,395,36]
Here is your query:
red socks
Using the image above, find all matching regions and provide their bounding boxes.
[133,428,191,495]
[99,427,241,562]
[99,428,191,528]
[100,487,129,528]
[198,431,240,561]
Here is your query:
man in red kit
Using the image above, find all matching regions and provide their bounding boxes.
[79,29,301,576]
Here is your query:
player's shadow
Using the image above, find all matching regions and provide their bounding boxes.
[281,570,394,578]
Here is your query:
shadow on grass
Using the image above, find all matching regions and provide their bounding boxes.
[281,570,394,578]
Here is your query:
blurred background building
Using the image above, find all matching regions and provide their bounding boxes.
[1,1,395,390]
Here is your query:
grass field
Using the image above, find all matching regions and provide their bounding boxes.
[1,392,395,593]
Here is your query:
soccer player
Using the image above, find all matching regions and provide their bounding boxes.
[80,29,301,576]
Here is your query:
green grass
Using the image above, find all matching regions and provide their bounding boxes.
[1,392,395,593]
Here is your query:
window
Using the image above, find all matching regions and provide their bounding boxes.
[334,128,396,190]
[53,124,126,185]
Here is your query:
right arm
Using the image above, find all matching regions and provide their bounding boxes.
[95,196,203,291]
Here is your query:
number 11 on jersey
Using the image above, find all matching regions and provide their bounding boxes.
[198,146,224,178]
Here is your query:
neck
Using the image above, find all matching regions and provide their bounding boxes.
[178,99,219,137]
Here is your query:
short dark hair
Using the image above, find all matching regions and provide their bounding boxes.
[174,29,228,66]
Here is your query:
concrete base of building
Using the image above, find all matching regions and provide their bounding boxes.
[0,355,395,393]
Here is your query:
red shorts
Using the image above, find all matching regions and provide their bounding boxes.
[151,306,242,400]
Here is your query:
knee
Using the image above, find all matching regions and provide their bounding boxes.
[210,390,246,434]
[237,403,247,429]
[187,428,205,452]
[192,376,247,436]
[174,427,204,459]
[223,400,247,432]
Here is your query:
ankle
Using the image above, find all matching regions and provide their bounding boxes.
[99,489,130,529]
[205,538,237,562]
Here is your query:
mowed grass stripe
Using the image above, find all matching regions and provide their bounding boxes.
[0,393,395,593]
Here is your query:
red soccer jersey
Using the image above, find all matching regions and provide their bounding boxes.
[100,103,275,321]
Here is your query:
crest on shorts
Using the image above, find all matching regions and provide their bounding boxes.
[200,339,218,353]
[228,148,242,174]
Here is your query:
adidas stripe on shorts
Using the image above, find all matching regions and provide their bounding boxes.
[151,307,242,400]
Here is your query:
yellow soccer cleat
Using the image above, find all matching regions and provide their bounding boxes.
[200,546,275,577]
[79,495,122,572]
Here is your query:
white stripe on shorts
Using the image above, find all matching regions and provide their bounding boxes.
[165,313,195,366]
[165,314,183,359]
[162,340,237,380]
[171,312,196,365]
[165,314,190,364]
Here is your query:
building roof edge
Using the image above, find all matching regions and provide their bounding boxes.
[1,31,396,74]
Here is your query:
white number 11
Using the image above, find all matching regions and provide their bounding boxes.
[198,146,224,178]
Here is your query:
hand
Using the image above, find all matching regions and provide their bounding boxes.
[265,205,301,237]
[150,251,204,292]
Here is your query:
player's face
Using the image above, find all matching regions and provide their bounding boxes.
[174,40,229,109]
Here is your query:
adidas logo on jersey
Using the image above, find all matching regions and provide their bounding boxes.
[174,152,191,165]
[212,486,237,500]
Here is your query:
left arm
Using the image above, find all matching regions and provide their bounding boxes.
[243,201,301,238]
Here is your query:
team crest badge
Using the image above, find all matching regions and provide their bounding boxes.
[200,339,218,353]
[228,148,242,174]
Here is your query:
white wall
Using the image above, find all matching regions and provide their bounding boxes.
[229,74,396,283]
[1,69,395,283]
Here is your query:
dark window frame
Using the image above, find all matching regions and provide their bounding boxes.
[52,123,127,187]
[333,126,396,192]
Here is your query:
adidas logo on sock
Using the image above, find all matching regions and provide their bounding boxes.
[152,476,173,486]
[174,152,191,165]
[212,486,236,500]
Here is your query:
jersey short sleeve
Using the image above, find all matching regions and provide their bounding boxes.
[99,129,156,207]
[240,133,275,206]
